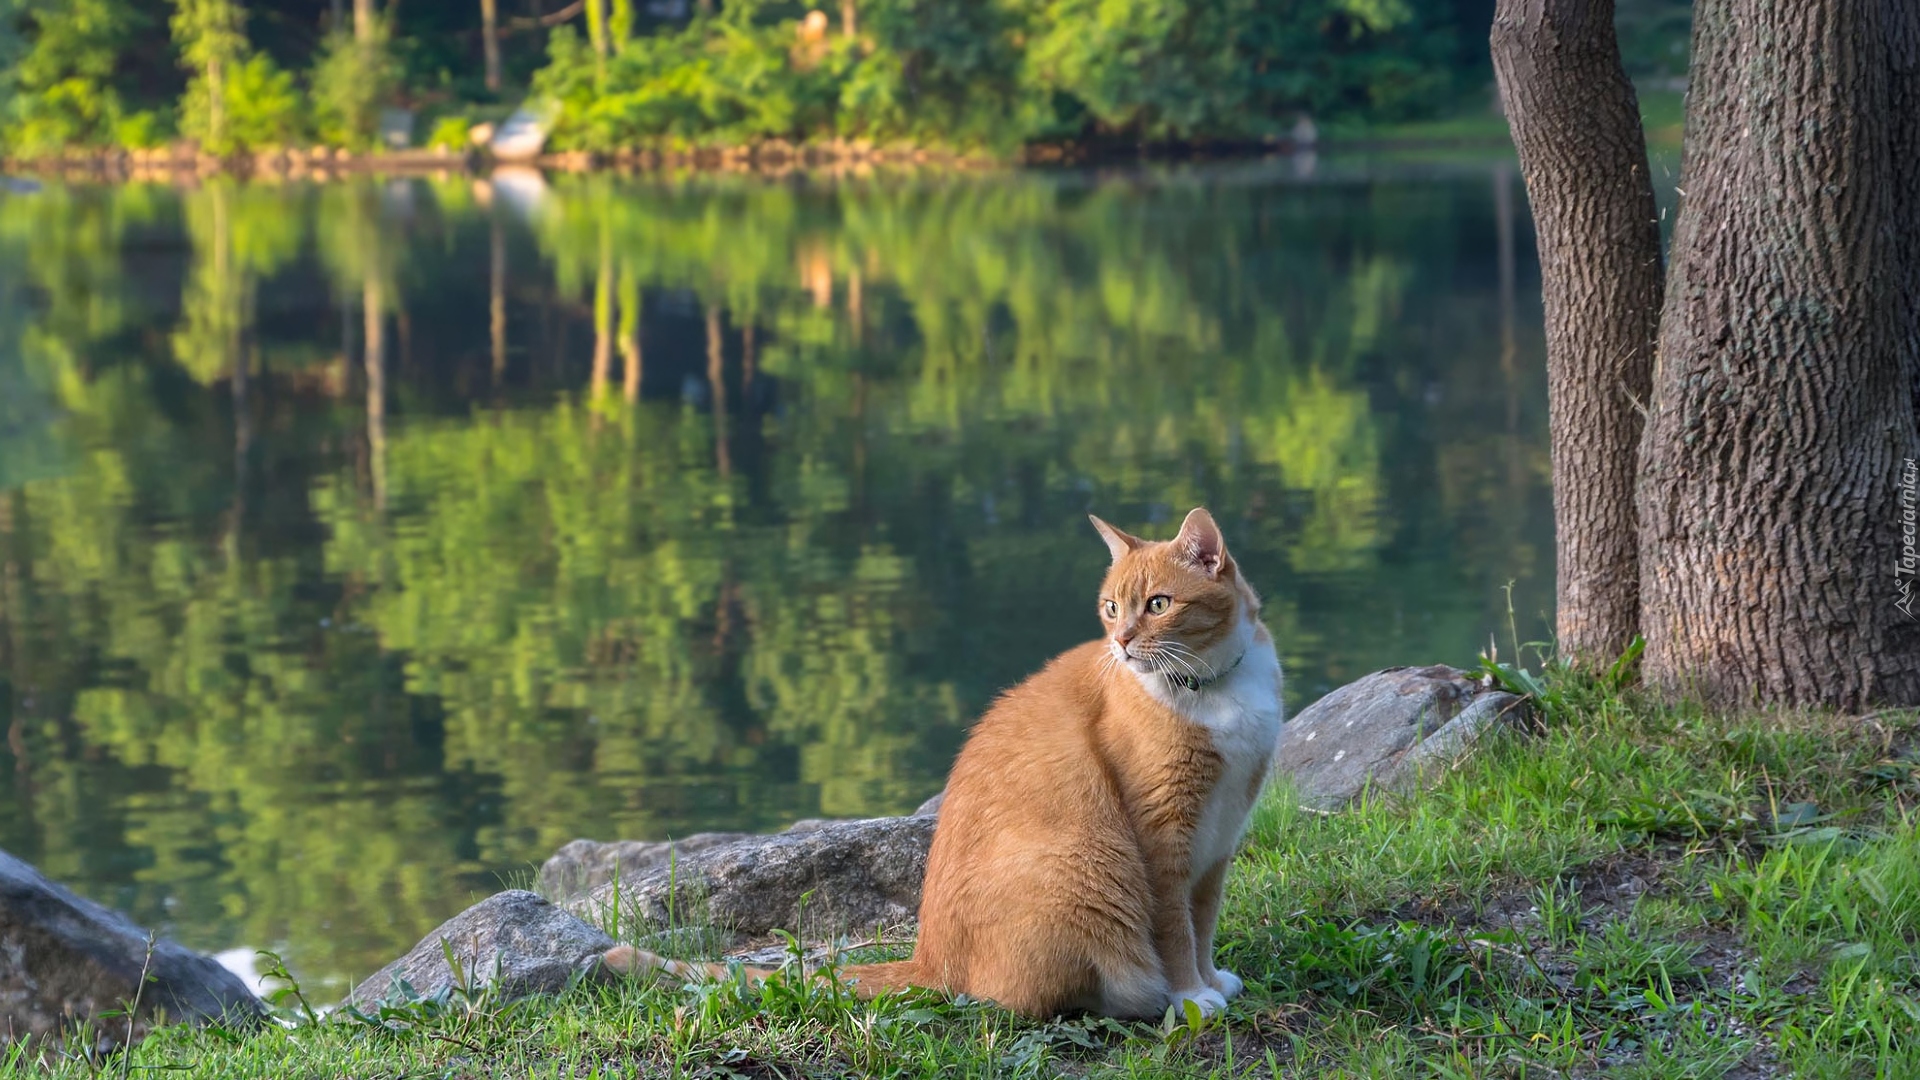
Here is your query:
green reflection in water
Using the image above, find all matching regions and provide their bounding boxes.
[0,161,1550,990]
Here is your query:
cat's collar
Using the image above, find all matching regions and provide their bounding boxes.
[1167,649,1247,693]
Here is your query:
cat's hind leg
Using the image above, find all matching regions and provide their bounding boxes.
[1089,941,1170,1019]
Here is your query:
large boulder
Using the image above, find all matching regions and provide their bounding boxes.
[539,792,947,902]
[344,890,615,1010]
[539,832,758,900]
[1273,665,1525,810]
[563,815,938,943]
[0,849,263,1050]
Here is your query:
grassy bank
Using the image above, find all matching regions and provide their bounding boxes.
[15,676,1916,1078]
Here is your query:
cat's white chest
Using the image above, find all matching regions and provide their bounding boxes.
[1169,643,1285,875]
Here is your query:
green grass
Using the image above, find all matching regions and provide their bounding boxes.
[1336,109,1515,146]
[15,679,1919,1078]
[1328,84,1689,153]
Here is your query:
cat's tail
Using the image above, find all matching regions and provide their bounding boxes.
[601,944,768,984]
[601,945,921,1001]
[832,960,922,998]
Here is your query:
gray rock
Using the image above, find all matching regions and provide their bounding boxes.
[1273,665,1525,810]
[541,796,947,902]
[0,848,263,1050]
[539,832,757,901]
[564,815,937,943]
[344,890,614,1010]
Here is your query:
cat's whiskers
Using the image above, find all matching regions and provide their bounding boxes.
[1139,647,1189,685]
[1143,645,1201,684]
[1158,641,1218,680]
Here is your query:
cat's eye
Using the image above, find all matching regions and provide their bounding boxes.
[1147,595,1171,614]
[1102,599,1118,618]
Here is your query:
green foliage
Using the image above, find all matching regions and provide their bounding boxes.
[426,114,471,150]
[310,25,400,149]
[2,0,137,154]
[0,0,1640,156]
[171,0,264,154]
[170,0,245,82]
[111,108,172,148]
[533,0,1486,153]
[535,23,851,148]
[1027,0,1250,138]
[179,53,303,153]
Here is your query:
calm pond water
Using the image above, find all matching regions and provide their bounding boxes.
[0,157,1551,991]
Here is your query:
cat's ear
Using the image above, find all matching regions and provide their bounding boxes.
[1088,515,1143,564]
[1172,508,1231,579]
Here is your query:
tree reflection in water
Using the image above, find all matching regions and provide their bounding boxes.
[0,162,1550,989]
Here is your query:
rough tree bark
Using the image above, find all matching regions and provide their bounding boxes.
[1491,0,1665,664]
[1637,0,1920,708]
[1890,0,1920,428]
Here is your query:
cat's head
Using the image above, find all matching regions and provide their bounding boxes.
[1088,508,1259,681]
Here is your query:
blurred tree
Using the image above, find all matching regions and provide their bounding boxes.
[2,0,138,153]
[170,0,246,149]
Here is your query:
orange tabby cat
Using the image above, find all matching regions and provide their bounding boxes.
[605,508,1285,1019]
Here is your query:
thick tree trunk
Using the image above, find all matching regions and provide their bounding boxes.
[1490,0,1664,664]
[1890,0,1920,427]
[1638,0,1920,708]
[355,0,376,43]
[481,0,501,91]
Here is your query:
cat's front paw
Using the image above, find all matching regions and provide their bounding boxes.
[1209,968,1245,999]
[1168,985,1229,1019]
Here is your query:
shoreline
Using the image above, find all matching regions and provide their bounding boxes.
[2,133,1516,184]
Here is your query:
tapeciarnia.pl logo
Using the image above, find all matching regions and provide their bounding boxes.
[1898,457,1917,620]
